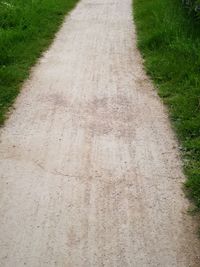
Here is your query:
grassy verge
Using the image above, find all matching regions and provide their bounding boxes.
[133,1,200,209]
[0,0,79,125]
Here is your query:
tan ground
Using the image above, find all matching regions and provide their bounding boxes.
[0,0,200,266]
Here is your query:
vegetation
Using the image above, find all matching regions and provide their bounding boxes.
[133,1,200,209]
[0,0,78,125]
[182,0,200,18]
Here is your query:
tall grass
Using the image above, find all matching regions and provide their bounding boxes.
[0,0,79,125]
[182,0,200,18]
[133,0,200,209]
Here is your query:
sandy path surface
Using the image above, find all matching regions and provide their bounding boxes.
[0,0,200,266]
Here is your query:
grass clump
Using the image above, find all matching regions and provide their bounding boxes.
[133,1,200,208]
[0,0,79,125]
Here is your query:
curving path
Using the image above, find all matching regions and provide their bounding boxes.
[0,0,200,266]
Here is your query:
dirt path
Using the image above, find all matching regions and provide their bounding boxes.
[0,0,199,266]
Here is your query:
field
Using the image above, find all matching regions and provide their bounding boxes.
[133,0,200,209]
[0,0,79,125]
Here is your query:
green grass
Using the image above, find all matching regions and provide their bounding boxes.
[0,0,79,124]
[133,1,200,209]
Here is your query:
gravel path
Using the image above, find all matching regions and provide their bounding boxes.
[0,0,199,266]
